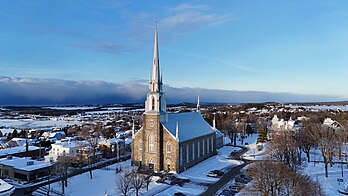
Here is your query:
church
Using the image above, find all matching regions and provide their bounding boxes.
[131,27,222,173]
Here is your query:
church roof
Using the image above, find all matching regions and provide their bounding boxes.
[162,112,215,142]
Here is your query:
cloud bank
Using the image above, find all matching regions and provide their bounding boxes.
[0,76,340,105]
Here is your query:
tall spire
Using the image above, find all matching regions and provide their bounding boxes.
[144,22,167,122]
[150,25,160,92]
[196,96,201,113]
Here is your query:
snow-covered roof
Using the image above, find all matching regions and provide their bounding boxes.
[99,138,125,145]
[0,156,53,172]
[52,140,88,149]
[162,112,215,142]
[0,179,14,194]
[0,146,41,157]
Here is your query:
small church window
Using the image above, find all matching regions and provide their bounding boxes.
[167,143,171,157]
[186,145,189,163]
[198,141,200,158]
[207,138,209,153]
[149,135,154,152]
[139,140,143,151]
[151,96,155,110]
[211,137,214,152]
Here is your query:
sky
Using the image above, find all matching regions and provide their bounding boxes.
[0,1,347,104]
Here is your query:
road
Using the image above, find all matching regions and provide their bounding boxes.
[200,145,251,196]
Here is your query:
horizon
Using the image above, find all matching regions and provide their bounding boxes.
[1,1,348,105]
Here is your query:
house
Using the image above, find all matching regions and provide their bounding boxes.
[45,138,87,163]
[0,156,53,182]
[45,138,101,164]
[98,138,125,159]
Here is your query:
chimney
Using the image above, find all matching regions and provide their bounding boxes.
[25,139,29,152]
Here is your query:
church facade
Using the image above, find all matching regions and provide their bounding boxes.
[131,28,218,173]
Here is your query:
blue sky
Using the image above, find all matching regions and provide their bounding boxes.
[0,0,347,104]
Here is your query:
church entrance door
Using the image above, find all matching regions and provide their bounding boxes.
[149,164,154,172]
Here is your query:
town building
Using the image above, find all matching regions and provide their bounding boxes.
[0,156,53,182]
[132,27,219,173]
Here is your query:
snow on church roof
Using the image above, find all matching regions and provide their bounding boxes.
[162,112,215,142]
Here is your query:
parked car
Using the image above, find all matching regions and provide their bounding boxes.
[211,170,224,176]
[235,176,249,183]
[174,192,186,196]
[207,172,218,178]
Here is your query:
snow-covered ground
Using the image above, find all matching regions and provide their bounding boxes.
[47,145,243,196]
[178,146,243,184]
[50,160,134,196]
[301,161,348,195]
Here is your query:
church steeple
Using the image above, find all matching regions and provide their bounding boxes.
[145,24,167,122]
[150,26,161,93]
[196,96,201,113]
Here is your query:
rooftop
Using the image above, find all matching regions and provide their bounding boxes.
[0,156,53,172]
[162,112,215,142]
[0,146,41,157]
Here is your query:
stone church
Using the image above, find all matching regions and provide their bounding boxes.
[131,27,221,173]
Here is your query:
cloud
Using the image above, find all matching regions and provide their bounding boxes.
[160,3,232,32]
[0,76,340,106]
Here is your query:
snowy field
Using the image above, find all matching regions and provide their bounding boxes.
[286,104,348,111]
[0,119,83,129]
[43,106,97,110]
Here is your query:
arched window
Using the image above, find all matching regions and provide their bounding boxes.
[149,135,154,152]
[167,143,171,157]
[151,96,155,110]
[139,140,143,151]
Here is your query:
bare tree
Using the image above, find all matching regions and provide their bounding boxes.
[129,166,145,196]
[270,130,300,170]
[79,124,101,179]
[257,118,268,141]
[56,156,75,194]
[116,169,133,196]
[299,121,317,162]
[308,123,336,178]
[144,173,153,191]
[247,161,322,195]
